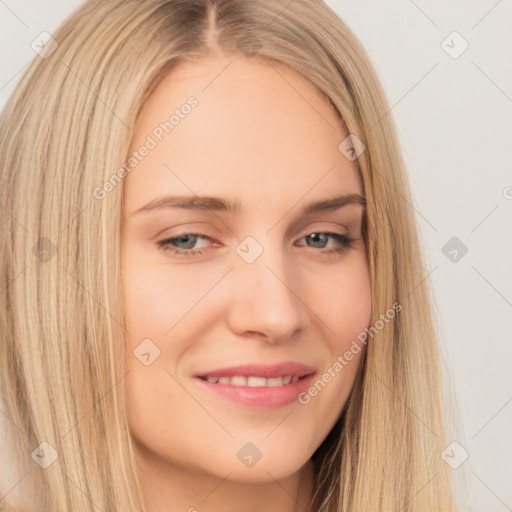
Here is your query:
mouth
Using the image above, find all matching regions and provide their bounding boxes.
[192,362,316,409]
[196,374,310,387]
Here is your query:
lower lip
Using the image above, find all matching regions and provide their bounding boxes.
[193,374,315,409]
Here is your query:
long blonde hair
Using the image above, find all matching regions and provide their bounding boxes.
[0,1,458,510]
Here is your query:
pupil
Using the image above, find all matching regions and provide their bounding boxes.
[309,233,327,248]
[177,234,196,249]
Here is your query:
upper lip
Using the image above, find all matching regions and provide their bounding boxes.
[194,362,316,379]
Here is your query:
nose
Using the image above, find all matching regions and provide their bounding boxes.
[225,243,310,343]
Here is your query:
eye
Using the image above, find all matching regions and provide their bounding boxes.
[156,232,213,257]
[156,230,357,258]
[296,232,356,257]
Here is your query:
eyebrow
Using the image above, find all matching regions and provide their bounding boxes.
[130,193,366,216]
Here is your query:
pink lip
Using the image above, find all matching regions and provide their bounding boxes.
[192,362,317,409]
[193,372,316,409]
[193,361,316,379]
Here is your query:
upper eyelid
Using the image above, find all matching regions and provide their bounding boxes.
[144,207,363,238]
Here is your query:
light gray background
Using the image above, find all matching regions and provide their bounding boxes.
[1,1,511,511]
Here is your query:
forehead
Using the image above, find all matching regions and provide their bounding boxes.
[124,55,362,209]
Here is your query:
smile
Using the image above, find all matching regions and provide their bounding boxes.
[198,375,301,387]
[193,373,315,409]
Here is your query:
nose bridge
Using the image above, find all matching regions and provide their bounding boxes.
[227,234,309,340]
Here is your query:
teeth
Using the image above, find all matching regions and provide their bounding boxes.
[266,377,285,387]
[247,376,267,387]
[231,376,247,386]
[203,375,300,387]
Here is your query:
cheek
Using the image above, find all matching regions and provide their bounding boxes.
[123,273,175,340]
[301,253,370,400]
[310,252,372,349]
[121,247,212,344]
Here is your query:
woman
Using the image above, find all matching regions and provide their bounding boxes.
[0,1,459,510]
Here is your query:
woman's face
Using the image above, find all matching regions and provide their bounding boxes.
[121,55,371,487]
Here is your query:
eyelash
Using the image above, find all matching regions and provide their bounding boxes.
[156,231,357,259]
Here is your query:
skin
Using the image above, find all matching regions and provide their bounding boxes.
[121,53,371,512]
